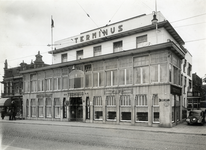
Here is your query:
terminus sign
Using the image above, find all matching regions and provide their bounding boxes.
[72,25,123,44]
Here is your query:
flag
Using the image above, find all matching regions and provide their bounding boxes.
[51,18,54,28]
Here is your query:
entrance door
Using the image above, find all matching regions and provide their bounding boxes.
[70,97,83,121]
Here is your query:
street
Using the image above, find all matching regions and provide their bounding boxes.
[0,121,206,150]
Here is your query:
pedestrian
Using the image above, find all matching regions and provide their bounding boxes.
[9,108,12,120]
[12,111,16,120]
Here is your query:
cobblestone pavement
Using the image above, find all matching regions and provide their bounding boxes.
[1,116,206,135]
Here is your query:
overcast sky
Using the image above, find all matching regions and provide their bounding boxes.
[0,0,206,92]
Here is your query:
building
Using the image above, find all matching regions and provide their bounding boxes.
[21,12,189,127]
[200,84,206,111]
[0,51,48,117]
[187,73,202,111]
[181,52,192,118]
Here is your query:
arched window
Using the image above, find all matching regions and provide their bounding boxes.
[38,99,44,117]
[69,70,84,89]
[46,98,52,118]
[54,98,60,118]
[31,99,36,117]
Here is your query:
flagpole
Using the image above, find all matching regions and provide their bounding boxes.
[51,15,54,64]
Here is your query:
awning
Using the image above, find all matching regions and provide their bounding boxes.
[0,98,11,107]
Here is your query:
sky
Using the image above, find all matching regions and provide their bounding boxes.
[0,0,206,93]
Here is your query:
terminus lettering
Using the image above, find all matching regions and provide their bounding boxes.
[73,25,123,43]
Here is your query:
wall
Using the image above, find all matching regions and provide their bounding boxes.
[53,29,179,64]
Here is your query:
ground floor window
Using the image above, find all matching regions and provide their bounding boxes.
[38,99,44,117]
[31,106,36,117]
[153,94,159,123]
[95,111,103,120]
[107,111,116,120]
[54,98,60,118]
[46,98,52,118]
[55,107,60,118]
[153,109,159,122]
[31,99,36,117]
[121,112,131,121]
[137,112,148,121]
[136,107,148,122]
[39,106,44,117]
[46,107,52,118]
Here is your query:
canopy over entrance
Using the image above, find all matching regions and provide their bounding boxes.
[0,98,11,107]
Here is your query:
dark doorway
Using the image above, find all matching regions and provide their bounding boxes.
[70,97,83,121]
[86,97,90,119]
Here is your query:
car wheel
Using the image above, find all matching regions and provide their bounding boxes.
[187,122,190,125]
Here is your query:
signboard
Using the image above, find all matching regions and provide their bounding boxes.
[68,92,84,97]
[36,94,52,99]
[170,85,181,95]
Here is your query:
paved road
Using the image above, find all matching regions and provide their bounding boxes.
[0,121,206,150]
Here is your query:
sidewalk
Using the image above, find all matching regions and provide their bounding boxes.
[1,117,206,136]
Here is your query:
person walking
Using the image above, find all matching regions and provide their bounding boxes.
[9,108,12,120]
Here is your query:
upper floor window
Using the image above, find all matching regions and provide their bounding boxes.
[37,79,44,92]
[134,56,149,84]
[113,41,122,52]
[106,70,117,86]
[150,63,167,83]
[136,35,147,48]
[119,68,132,85]
[187,63,192,76]
[45,78,52,91]
[93,72,104,87]
[62,76,68,90]
[94,46,101,56]
[61,53,67,62]
[30,74,37,92]
[53,77,61,90]
[69,70,84,89]
[77,50,83,60]
[183,59,187,73]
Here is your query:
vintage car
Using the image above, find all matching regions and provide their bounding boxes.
[186,110,205,125]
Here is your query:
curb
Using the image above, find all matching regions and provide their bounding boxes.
[1,120,205,136]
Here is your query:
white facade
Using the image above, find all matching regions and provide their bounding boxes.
[181,52,192,109]
[52,12,180,64]
[22,12,190,127]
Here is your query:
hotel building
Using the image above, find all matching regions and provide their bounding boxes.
[21,12,189,127]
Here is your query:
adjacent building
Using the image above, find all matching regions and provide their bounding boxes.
[0,52,48,117]
[181,52,192,118]
[187,73,202,111]
[21,12,189,127]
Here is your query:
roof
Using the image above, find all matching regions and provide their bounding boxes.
[21,41,186,74]
[49,20,185,55]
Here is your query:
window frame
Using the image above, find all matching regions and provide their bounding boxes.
[152,94,160,123]
[61,53,67,62]
[106,70,117,87]
[136,35,147,48]
[93,45,102,56]
[113,41,123,52]
[76,50,83,60]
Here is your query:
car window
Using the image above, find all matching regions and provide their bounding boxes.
[189,112,200,116]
